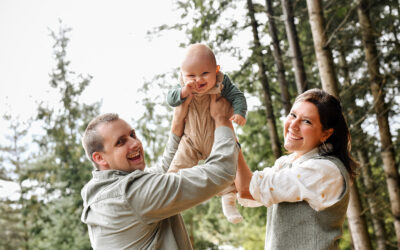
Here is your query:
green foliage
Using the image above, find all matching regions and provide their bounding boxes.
[0,114,32,249]
[20,21,100,249]
[0,0,399,248]
[133,72,176,165]
[238,109,278,170]
[182,196,266,249]
[27,196,91,250]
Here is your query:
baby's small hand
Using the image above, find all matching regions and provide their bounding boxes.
[181,81,196,99]
[230,114,246,126]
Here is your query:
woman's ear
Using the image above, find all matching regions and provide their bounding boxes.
[216,65,220,73]
[322,128,334,142]
[92,152,109,170]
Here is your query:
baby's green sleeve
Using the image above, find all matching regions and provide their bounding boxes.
[167,85,185,107]
[221,75,247,118]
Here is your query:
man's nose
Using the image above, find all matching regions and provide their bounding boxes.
[128,137,140,149]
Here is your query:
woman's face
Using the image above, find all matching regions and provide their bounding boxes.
[284,101,333,158]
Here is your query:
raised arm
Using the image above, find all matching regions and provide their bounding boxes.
[147,95,193,174]
[167,85,184,107]
[171,94,192,137]
[210,94,234,128]
[127,97,239,223]
[235,150,254,200]
[220,75,247,118]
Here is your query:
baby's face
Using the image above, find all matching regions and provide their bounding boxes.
[181,56,218,94]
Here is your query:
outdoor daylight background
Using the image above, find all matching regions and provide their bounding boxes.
[1,0,399,249]
[0,0,181,202]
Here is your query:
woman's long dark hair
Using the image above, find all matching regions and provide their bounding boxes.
[294,88,358,179]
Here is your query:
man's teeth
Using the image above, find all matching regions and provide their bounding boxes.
[127,151,140,159]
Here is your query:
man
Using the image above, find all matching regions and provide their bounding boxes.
[80,95,239,249]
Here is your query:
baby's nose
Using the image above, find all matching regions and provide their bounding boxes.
[195,75,203,82]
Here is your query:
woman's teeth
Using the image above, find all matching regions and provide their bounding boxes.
[288,132,301,140]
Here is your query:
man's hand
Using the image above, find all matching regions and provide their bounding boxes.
[210,94,233,128]
[171,94,193,137]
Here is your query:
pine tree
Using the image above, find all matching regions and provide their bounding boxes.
[27,20,100,249]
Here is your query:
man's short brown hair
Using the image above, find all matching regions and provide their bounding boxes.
[82,113,119,168]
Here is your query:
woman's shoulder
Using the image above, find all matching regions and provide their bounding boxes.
[299,155,342,174]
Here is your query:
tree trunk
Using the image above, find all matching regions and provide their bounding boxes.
[246,0,282,159]
[357,0,400,244]
[305,0,373,248]
[347,182,373,250]
[357,149,388,250]
[281,0,307,94]
[306,0,339,95]
[265,0,291,115]
[338,45,387,250]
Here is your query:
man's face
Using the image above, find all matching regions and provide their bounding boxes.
[96,119,145,172]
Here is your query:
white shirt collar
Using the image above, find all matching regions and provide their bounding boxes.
[288,147,320,164]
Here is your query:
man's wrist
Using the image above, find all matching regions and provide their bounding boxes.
[214,117,231,128]
[171,117,185,137]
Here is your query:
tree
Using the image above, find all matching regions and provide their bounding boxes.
[338,42,389,250]
[356,0,400,244]
[306,0,339,95]
[264,0,291,115]
[281,0,307,94]
[134,73,174,165]
[246,0,281,160]
[0,114,31,250]
[27,21,100,249]
[305,0,373,248]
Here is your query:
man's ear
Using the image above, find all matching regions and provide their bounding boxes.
[92,152,109,170]
[322,128,334,142]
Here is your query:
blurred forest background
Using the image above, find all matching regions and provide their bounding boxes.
[1,0,400,249]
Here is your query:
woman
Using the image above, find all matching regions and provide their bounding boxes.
[236,88,357,249]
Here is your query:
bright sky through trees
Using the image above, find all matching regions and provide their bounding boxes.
[0,0,188,198]
[0,0,187,122]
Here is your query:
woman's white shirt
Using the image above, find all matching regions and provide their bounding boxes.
[249,148,344,211]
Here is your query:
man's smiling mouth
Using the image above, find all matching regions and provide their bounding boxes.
[127,151,140,160]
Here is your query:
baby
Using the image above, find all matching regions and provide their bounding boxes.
[167,43,247,223]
